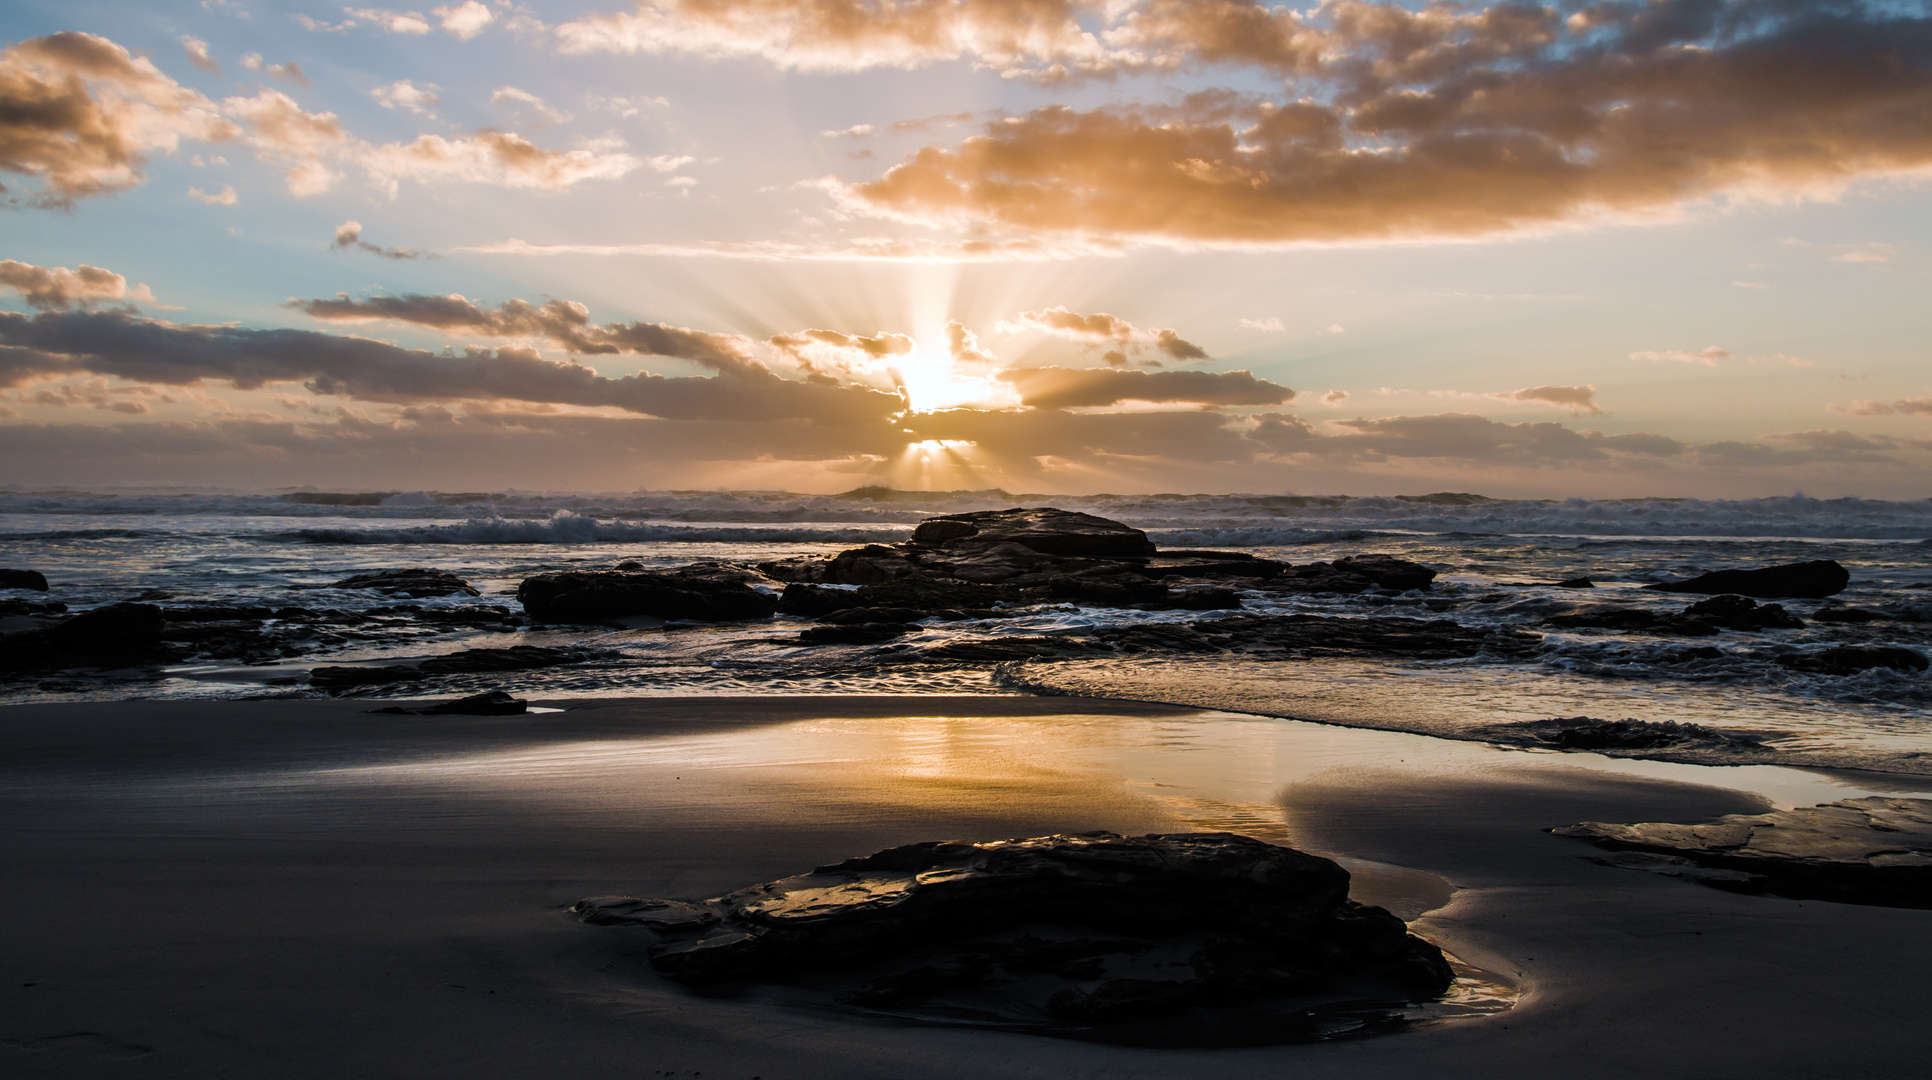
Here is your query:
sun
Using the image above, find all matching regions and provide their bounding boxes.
[890,333,1018,414]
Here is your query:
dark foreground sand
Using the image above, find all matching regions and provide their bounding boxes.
[4,694,1931,1079]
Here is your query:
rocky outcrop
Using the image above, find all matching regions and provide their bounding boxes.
[0,602,166,670]
[1266,556,1437,595]
[1644,559,1849,599]
[330,568,480,598]
[518,567,777,623]
[1486,716,1765,752]
[911,508,1157,557]
[574,831,1453,1044]
[1543,594,1804,636]
[0,569,50,591]
[309,645,605,690]
[1555,797,1932,907]
[1681,594,1805,630]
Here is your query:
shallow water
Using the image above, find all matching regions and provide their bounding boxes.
[2,488,1929,770]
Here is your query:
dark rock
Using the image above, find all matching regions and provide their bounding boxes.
[1096,613,1539,660]
[518,568,777,623]
[164,605,275,622]
[422,689,528,715]
[1140,554,1285,581]
[0,569,49,591]
[1047,574,1169,606]
[909,508,1156,557]
[1554,796,1932,907]
[1268,555,1436,595]
[1555,578,1595,589]
[1682,594,1805,630]
[825,544,919,585]
[1813,607,1884,624]
[776,583,856,617]
[573,831,1453,1045]
[799,622,917,645]
[854,578,1022,611]
[0,598,65,617]
[1543,606,1718,636]
[1488,716,1763,752]
[1171,587,1242,611]
[1776,645,1929,675]
[330,568,480,598]
[0,602,167,671]
[927,637,1106,662]
[1645,559,1850,599]
[309,645,604,689]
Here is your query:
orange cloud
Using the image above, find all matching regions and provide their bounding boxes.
[0,259,156,310]
[1000,366,1292,407]
[998,305,1207,364]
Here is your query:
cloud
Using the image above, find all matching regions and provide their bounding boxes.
[492,86,570,123]
[1833,242,1901,263]
[0,32,241,206]
[329,219,429,259]
[371,79,440,116]
[944,320,995,365]
[1237,317,1284,332]
[290,290,767,376]
[554,0,1115,75]
[0,259,156,310]
[824,1,1932,246]
[1495,384,1601,416]
[1321,389,1347,406]
[189,183,238,204]
[346,8,433,34]
[1732,281,1771,289]
[999,366,1294,408]
[181,36,221,74]
[0,308,902,425]
[434,1,495,39]
[1254,412,1686,466]
[823,124,875,138]
[461,234,1123,262]
[1831,397,1932,416]
[240,53,310,85]
[1632,345,1730,366]
[998,306,1208,365]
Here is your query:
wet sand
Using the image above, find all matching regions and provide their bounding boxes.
[4,694,1931,1078]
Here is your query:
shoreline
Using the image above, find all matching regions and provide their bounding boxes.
[5,693,1932,1077]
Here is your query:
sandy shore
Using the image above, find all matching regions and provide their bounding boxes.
[4,694,1931,1078]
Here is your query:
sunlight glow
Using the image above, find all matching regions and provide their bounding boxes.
[890,332,1019,413]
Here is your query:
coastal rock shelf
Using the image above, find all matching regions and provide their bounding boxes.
[1555,797,1932,907]
[575,831,1463,1046]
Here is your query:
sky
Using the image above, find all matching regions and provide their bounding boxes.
[1,0,1930,497]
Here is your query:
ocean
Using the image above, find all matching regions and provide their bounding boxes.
[3,487,1930,773]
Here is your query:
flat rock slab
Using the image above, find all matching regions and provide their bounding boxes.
[575,831,1461,1046]
[910,508,1156,557]
[330,568,480,598]
[1644,559,1849,599]
[1554,796,1932,907]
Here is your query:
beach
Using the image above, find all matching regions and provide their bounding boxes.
[7,693,1932,1079]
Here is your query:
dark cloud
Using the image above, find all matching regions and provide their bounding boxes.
[999,366,1293,407]
[1249,411,1687,465]
[0,309,900,423]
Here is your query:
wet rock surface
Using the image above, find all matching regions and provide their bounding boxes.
[309,645,607,691]
[518,566,778,623]
[574,831,1457,1046]
[1775,644,1929,675]
[1555,797,1932,907]
[0,602,167,670]
[1644,559,1850,599]
[1486,716,1766,753]
[329,567,480,598]
[910,508,1157,557]
[368,689,528,715]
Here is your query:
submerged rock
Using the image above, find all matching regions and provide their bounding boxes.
[1681,594,1805,630]
[369,689,529,716]
[575,831,1454,1045]
[518,567,777,623]
[308,644,604,690]
[330,568,480,598]
[0,569,50,591]
[1266,555,1437,595]
[1555,797,1932,907]
[1488,716,1764,752]
[1644,559,1850,599]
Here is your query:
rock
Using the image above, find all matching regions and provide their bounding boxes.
[330,568,480,598]
[853,578,1021,611]
[518,569,777,623]
[819,606,925,625]
[422,689,528,715]
[1172,587,1243,611]
[1101,614,1541,660]
[1554,578,1595,589]
[309,645,604,689]
[1543,606,1717,636]
[1047,573,1169,606]
[1682,594,1805,630]
[909,507,1156,557]
[0,598,65,617]
[777,583,856,617]
[1486,716,1764,752]
[799,622,916,645]
[0,602,166,670]
[1775,645,1929,675]
[1268,555,1436,595]
[1554,797,1932,907]
[1644,559,1850,599]
[0,569,49,591]
[824,544,919,585]
[929,637,1105,662]
[573,831,1454,1044]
